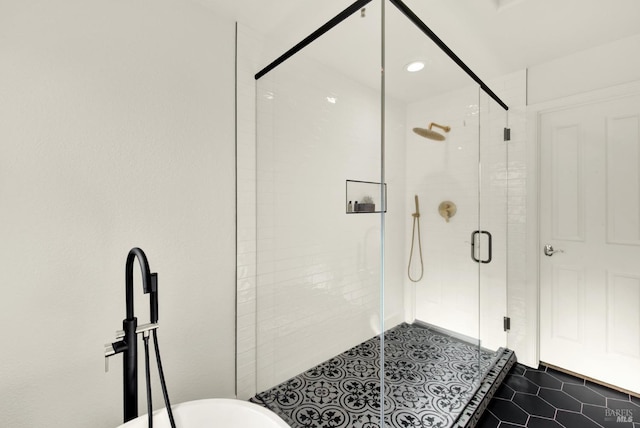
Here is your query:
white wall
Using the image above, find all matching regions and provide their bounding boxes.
[0,1,236,427]
[528,34,640,105]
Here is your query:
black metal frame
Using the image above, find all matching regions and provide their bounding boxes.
[254,0,509,111]
[255,0,373,80]
[388,0,508,110]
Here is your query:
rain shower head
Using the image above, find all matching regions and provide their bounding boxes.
[413,122,451,141]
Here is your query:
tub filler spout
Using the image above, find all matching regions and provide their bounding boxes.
[105,247,160,423]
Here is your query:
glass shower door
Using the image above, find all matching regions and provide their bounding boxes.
[385,2,487,426]
[385,1,510,426]
[478,89,509,354]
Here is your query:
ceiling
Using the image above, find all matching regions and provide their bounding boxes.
[195,0,640,102]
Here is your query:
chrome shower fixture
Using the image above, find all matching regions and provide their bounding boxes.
[413,122,451,141]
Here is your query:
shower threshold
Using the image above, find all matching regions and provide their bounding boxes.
[251,322,515,428]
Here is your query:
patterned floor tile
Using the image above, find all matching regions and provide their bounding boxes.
[252,323,503,428]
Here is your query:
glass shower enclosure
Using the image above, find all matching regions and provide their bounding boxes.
[249,0,514,426]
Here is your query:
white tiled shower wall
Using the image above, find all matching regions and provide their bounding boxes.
[405,86,487,339]
[237,23,406,397]
[254,43,407,392]
[403,71,527,352]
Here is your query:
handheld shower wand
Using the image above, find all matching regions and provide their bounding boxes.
[408,195,424,282]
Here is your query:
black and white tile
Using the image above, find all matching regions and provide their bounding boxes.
[252,323,512,428]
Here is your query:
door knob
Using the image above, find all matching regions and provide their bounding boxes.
[544,244,564,257]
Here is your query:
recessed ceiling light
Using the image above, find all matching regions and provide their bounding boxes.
[326,96,337,104]
[405,61,425,72]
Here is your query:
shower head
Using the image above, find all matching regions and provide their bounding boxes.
[413,122,451,141]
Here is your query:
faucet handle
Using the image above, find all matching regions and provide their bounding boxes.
[104,340,127,373]
[104,343,116,373]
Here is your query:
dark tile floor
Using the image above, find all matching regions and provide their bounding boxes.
[477,363,640,428]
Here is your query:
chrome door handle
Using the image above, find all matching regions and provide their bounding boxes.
[544,244,564,257]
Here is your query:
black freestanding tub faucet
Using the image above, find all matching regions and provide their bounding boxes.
[105,247,159,423]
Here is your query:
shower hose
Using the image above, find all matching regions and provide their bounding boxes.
[408,211,424,282]
[144,330,177,428]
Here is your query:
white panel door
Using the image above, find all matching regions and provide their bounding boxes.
[540,94,640,394]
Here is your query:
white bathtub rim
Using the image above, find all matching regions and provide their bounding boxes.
[116,398,289,427]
